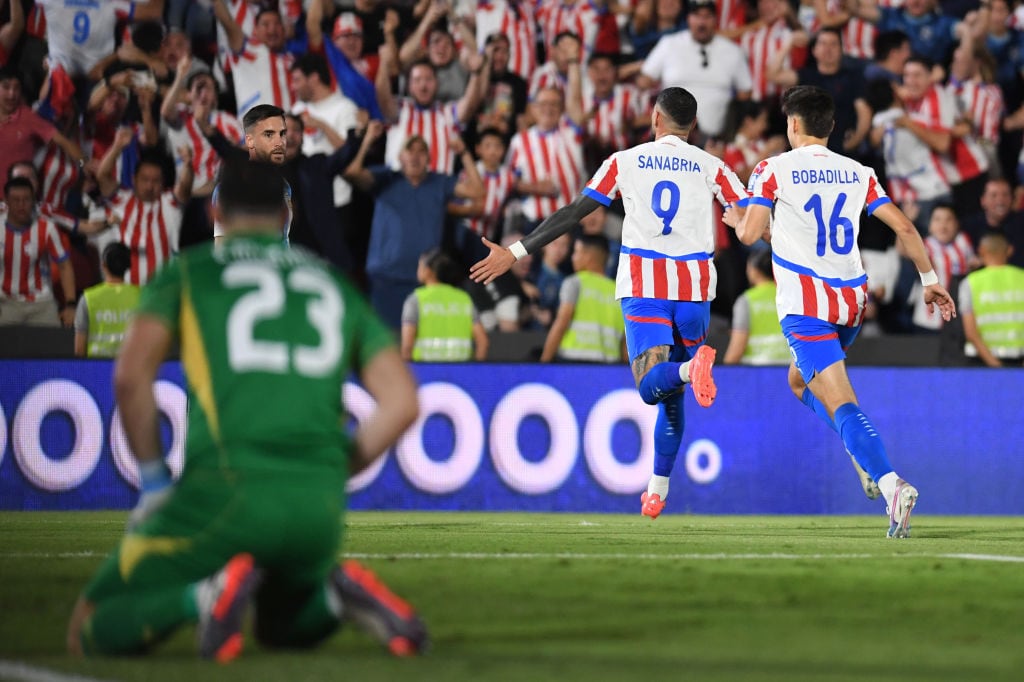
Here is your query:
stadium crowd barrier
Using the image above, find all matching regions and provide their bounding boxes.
[1,360,1021,514]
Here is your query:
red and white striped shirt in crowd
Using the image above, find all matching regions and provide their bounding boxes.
[528,61,569,99]
[741,19,795,102]
[385,98,460,174]
[227,38,294,115]
[913,232,975,329]
[165,105,245,191]
[34,144,80,210]
[474,0,538,81]
[585,83,647,151]
[746,145,890,325]
[952,79,1004,145]
[535,0,601,60]
[216,0,294,72]
[797,0,875,59]
[906,85,988,185]
[717,0,748,32]
[102,189,183,286]
[1,215,68,302]
[583,135,746,301]
[508,118,585,223]
[722,135,771,176]
[465,161,517,239]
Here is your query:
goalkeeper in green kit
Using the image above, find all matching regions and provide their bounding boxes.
[66,159,427,662]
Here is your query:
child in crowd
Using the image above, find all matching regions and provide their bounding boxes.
[908,203,978,332]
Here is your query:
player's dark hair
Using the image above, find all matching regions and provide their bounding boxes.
[782,85,835,139]
[655,87,698,130]
[873,30,909,61]
[422,247,463,287]
[243,104,286,132]
[576,233,610,257]
[291,53,332,86]
[217,159,287,218]
[102,243,132,279]
[749,248,773,279]
[3,176,34,198]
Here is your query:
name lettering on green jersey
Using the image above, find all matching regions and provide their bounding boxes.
[223,261,344,377]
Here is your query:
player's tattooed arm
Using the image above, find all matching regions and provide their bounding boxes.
[521,194,605,255]
[630,345,670,387]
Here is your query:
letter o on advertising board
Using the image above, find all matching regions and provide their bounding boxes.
[685,438,722,484]
[490,383,577,494]
[395,382,483,494]
[0,401,6,469]
[111,381,187,488]
[12,380,103,491]
[343,382,387,493]
[583,389,655,494]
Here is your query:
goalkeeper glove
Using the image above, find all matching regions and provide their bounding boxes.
[127,460,173,532]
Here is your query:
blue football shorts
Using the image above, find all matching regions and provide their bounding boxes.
[620,297,711,363]
[781,314,861,383]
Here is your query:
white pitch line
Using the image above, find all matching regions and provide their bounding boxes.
[0,661,113,682]
[342,551,1024,563]
[0,552,99,559]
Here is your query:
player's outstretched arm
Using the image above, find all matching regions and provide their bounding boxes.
[352,347,419,475]
[469,194,603,284]
[730,204,771,246]
[873,201,957,321]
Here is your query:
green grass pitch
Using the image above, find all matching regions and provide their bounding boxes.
[2,512,1024,681]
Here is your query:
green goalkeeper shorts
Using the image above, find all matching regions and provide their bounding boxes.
[84,466,345,604]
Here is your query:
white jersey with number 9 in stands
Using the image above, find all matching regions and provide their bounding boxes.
[746,144,891,327]
[583,135,747,302]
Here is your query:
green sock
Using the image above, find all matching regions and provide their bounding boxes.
[83,585,195,655]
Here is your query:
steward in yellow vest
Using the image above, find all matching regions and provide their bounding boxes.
[74,243,140,358]
[541,234,624,363]
[724,248,789,365]
[960,232,1024,367]
[401,248,489,361]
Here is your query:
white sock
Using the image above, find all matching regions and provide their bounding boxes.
[647,475,670,500]
[678,362,690,384]
[878,472,900,508]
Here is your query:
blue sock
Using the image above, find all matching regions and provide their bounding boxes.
[801,388,837,433]
[833,403,894,483]
[638,362,684,405]
[653,393,686,476]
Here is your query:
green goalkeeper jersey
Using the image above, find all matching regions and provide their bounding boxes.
[138,234,394,477]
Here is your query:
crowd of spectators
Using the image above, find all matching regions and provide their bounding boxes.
[1,0,1023,363]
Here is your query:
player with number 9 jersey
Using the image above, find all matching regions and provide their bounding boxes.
[745,144,890,327]
[139,236,392,474]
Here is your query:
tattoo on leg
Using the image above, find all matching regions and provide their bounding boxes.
[631,345,671,387]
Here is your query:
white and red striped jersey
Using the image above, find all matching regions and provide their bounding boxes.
[216,0,293,70]
[535,0,601,61]
[36,0,135,77]
[102,189,182,286]
[385,98,460,174]
[717,0,748,32]
[38,202,79,234]
[34,144,80,210]
[474,0,538,81]
[952,79,1004,145]
[165,105,245,191]
[528,61,569,99]
[871,108,950,203]
[585,83,646,150]
[740,19,794,102]
[747,145,892,325]
[583,135,747,301]
[723,135,771,175]
[798,1,875,60]
[227,38,294,115]
[906,85,988,185]
[913,232,974,329]
[1,215,68,302]
[508,119,586,223]
[466,162,517,239]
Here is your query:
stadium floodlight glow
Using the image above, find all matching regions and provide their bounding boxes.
[12,379,103,492]
[583,389,656,494]
[685,438,722,484]
[343,382,388,493]
[109,381,187,488]
[490,383,578,495]
[396,382,484,494]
